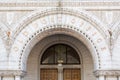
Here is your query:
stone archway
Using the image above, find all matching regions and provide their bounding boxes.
[9,8,111,80]
[25,34,95,80]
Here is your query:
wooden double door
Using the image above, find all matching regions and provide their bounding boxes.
[40,68,81,80]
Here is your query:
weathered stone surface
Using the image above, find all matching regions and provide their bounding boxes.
[0,1,120,80]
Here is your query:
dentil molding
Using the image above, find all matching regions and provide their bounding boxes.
[94,70,120,76]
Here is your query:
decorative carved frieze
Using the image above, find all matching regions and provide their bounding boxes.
[0,70,26,76]
[94,70,120,76]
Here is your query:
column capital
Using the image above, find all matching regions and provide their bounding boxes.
[94,70,120,77]
[0,70,26,76]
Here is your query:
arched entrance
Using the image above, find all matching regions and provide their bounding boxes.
[40,44,81,80]
[24,34,95,80]
[9,8,110,80]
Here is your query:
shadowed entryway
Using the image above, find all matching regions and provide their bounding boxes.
[25,34,95,80]
[40,44,81,80]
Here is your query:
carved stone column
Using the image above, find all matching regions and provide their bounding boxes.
[0,70,26,80]
[94,70,120,80]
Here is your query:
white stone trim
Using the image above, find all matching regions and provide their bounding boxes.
[0,70,26,76]
[0,2,119,8]
[94,70,120,76]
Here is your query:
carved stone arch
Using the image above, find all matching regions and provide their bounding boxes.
[13,8,109,40]
[10,8,110,71]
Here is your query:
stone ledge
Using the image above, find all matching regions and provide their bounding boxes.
[0,70,26,76]
[94,70,120,76]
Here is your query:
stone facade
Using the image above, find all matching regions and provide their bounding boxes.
[0,0,120,80]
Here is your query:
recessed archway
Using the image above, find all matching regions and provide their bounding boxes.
[9,8,110,72]
[24,34,95,80]
[40,43,81,80]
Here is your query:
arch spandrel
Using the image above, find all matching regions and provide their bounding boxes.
[0,22,10,70]
[10,9,110,71]
[0,37,7,60]
[111,21,120,69]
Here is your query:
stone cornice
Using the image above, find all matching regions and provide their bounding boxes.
[0,2,119,8]
[94,70,120,76]
[0,2,119,11]
[0,70,26,76]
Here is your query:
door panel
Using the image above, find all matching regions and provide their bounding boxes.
[64,68,81,80]
[40,68,58,80]
[64,69,71,80]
